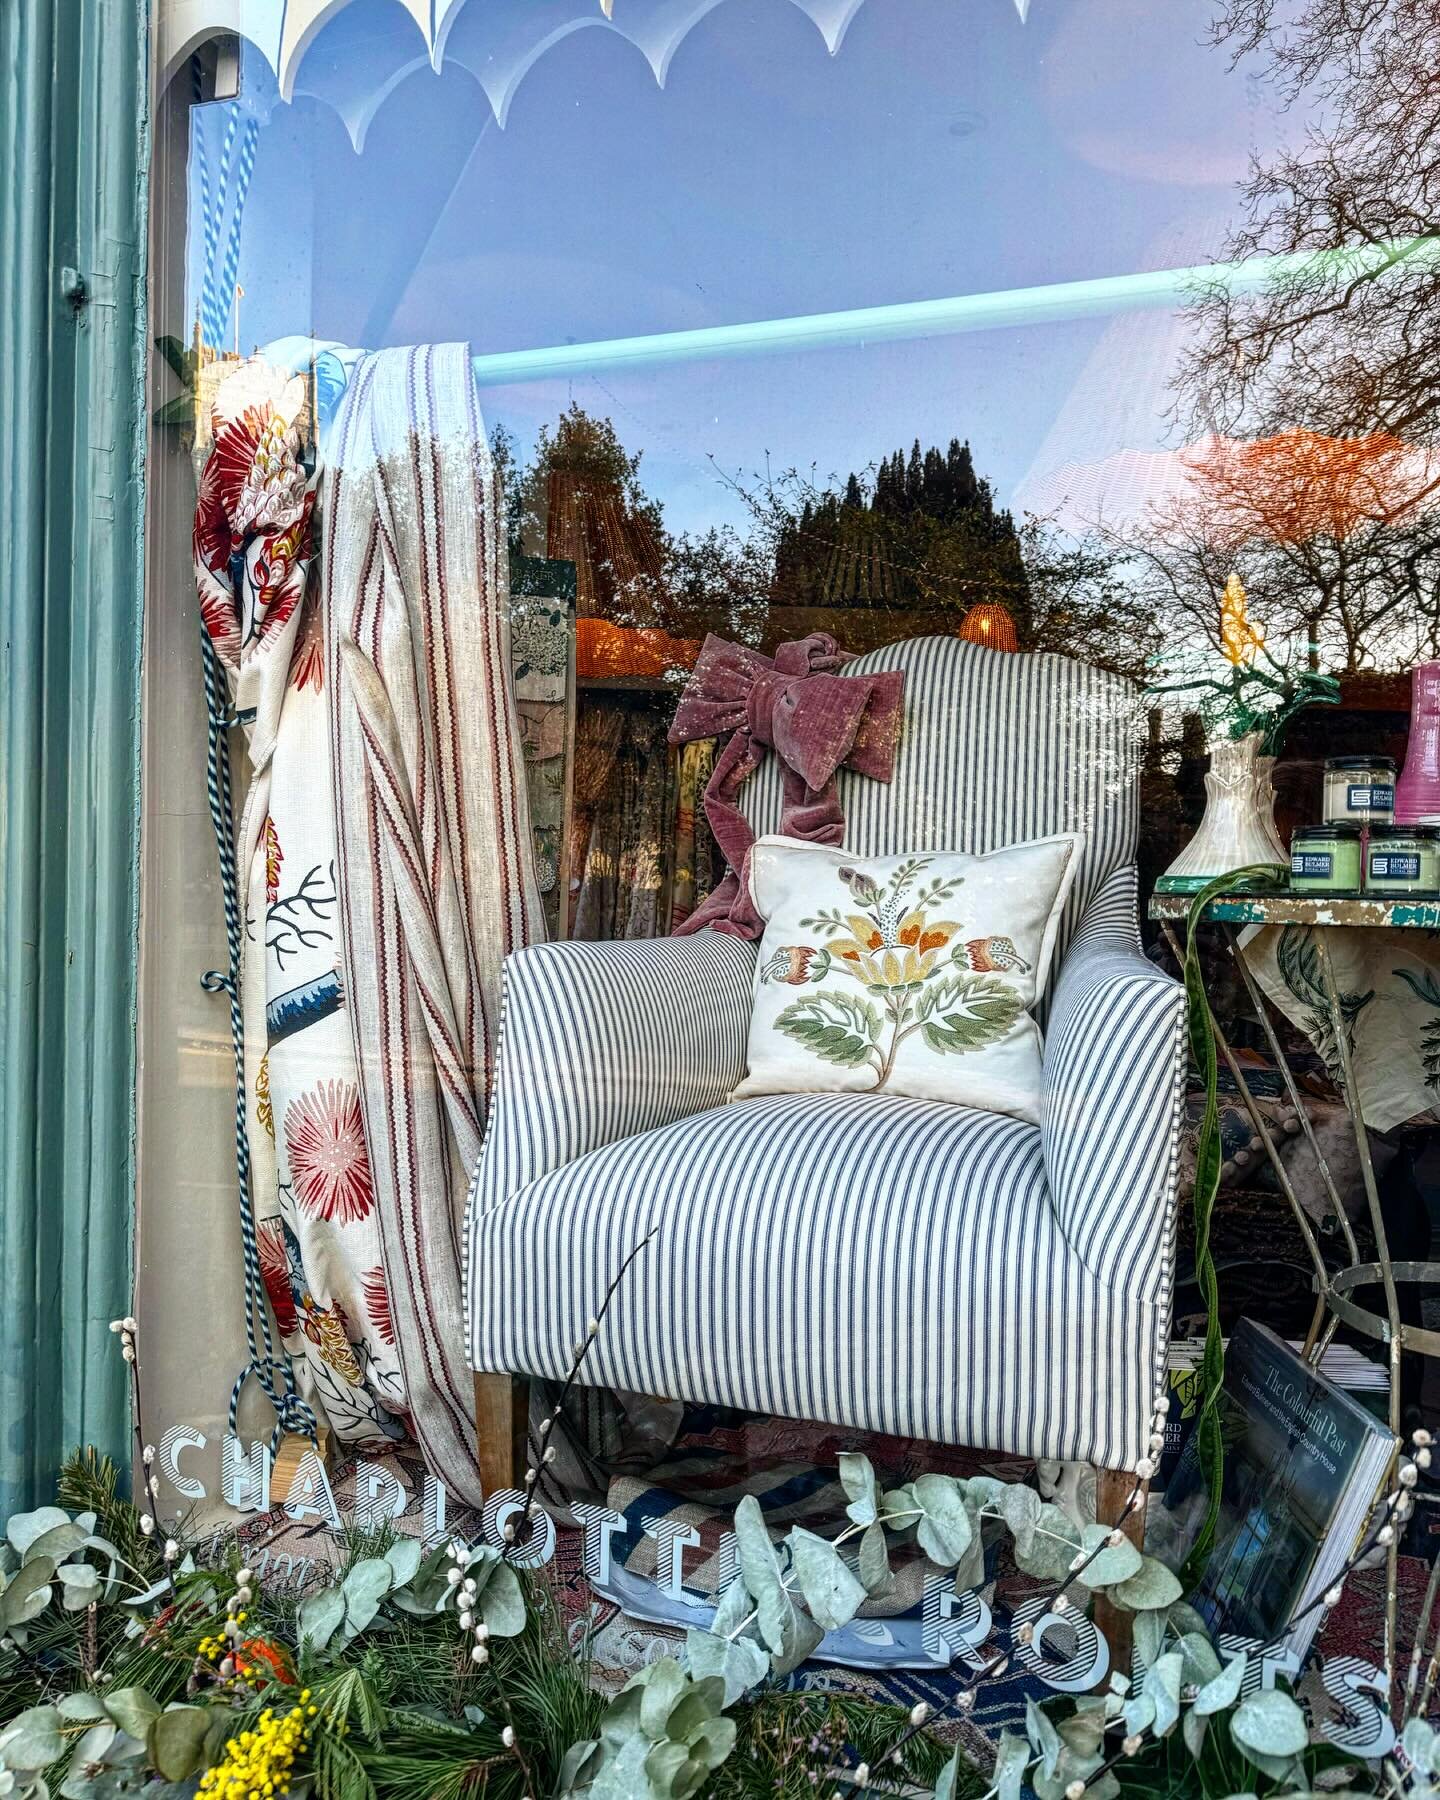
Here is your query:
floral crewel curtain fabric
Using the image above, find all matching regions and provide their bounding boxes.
[193,347,543,1491]
[194,361,408,1449]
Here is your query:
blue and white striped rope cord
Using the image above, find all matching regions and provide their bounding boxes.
[191,69,259,349]
[198,622,318,1449]
[214,118,259,345]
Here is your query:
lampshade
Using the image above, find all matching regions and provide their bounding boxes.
[958,602,1018,652]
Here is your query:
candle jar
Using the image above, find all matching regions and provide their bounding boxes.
[1290,823,1363,893]
[1323,756,1397,826]
[1365,824,1440,896]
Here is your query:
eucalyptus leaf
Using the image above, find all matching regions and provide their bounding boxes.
[59,1724,118,1796]
[684,1627,770,1706]
[995,1483,1042,1559]
[1230,1689,1308,1759]
[1122,1689,1156,1740]
[149,1707,212,1783]
[664,1677,726,1747]
[1075,1523,1143,1590]
[992,1729,1031,1800]
[383,1537,423,1588]
[643,1739,692,1798]
[858,1522,890,1593]
[768,1599,823,1677]
[1133,1608,1166,1669]
[1146,1651,1183,1738]
[23,1526,89,1567]
[1012,1504,1080,1582]
[709,1580,751,1639]
[103,1691,160,1745]
[1177,1629,1222,1689]
[8,1510,70,1559]
[934,1745,967,1800]
[1194,1652,1248,1717]
[589,1732,661,1800]
[837,1453,879,1528]
[477,1560,526,1638]
[788,1527,866,1632]
[57,1564,101,1611]
[878,1483,919,1530]
[732,1496,790,1656]
[340,1557,394,1637]
[1025,1698,1063,1778]
[56,1697,108,1725]
[0,1705,64,1770]
[687,1715,736,1774]
[1109,1555,1183,1613]
[556,1738,601,1793]
[1183,1707,1208,1759]
[633,1658,687,1739]
[298,1582,346,1651]
[0,1558,57,1628]
[913,1474,973,1567]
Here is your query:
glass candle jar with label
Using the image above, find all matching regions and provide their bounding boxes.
[1323,756,1397,825]
[1365,825,1440,896]
[1291,823,1363,893]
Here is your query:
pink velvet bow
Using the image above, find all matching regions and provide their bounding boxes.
[668,631,906,938]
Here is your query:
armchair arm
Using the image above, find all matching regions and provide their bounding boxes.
[1041,867,1187,1298]
[469,929,756,1213]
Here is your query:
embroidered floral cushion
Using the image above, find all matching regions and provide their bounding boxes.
[732,833,1083,1123]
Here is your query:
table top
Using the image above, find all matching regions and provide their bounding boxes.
[1147,891,1440,928]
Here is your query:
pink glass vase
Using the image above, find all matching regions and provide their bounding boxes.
[1396,661,1440,824]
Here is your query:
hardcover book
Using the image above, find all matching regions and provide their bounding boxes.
[1167,1318,1396,1659]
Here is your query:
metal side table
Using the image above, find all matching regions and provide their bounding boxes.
[1149,891,1439,1673]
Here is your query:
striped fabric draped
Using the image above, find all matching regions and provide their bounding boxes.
[466,639,1183,1473]
[325,345,543,1499]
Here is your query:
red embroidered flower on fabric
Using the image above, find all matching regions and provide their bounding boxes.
[362,1265,396,1346]
[256,1218,299,1337]
[284,1080,374,1225]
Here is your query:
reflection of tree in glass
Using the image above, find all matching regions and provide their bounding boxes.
[1116,423,1440,673]
[1145,0,1440,672]
[1183,0,1440,451]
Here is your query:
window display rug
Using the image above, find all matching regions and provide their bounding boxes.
[227,1432,1434,1769]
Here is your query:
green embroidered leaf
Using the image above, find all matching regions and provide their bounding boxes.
[917,975,1025,1055]
[774,995,882,1068]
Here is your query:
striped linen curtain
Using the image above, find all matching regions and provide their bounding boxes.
[323,345,544,1500]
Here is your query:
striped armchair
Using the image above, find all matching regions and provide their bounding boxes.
[464,638,1186,1517]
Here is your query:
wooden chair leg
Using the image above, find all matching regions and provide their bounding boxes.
[1092,1466,1147,1685]
[473,1372,528,1497]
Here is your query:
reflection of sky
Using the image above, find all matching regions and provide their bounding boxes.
[185,0,1281,534]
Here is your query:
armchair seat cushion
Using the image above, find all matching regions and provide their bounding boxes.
[470,1090,1168,1472]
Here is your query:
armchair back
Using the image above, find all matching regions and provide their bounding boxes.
[740,637,1142,1000]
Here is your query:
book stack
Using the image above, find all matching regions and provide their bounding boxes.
[1164,1320,1397,1659]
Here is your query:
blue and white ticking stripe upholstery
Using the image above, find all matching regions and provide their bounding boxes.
[465,641,1183,1473]
[469,931,755,1204]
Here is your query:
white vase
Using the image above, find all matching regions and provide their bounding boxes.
[1156,732,1288,893]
